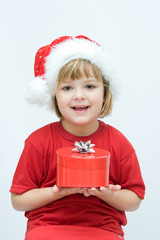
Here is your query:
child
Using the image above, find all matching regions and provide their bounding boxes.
[10,35,145,240]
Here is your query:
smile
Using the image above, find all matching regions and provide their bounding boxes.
[72,106,89,111]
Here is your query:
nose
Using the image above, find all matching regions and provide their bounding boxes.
[73,88,86,100]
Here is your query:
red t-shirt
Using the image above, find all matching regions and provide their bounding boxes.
[10,120,145,239]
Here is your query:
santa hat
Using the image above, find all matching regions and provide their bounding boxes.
[26,35,117,109]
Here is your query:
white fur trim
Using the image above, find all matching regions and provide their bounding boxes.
[26,77,52,108]
[27,38,118,109]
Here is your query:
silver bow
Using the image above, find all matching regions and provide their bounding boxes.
[72,140,95,153]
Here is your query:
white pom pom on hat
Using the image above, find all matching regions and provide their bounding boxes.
[26,35,118,109]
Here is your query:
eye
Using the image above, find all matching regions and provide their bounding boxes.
[85,84,96,89]
[63,86,72,91]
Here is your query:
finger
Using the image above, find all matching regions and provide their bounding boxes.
[99,186,108,192]
[109,184,121,191]
[70,187,81,192]
[88,187,100,196]
[83,189,90,197]
[78,188,84,194]
[61,187,79,195]
[52,185,60,193]
[78,188,87,194]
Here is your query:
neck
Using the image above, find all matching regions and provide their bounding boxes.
[61,120,99,136]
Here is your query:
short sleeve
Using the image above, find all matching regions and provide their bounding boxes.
[120,150,145,199]
[10,139,44,194]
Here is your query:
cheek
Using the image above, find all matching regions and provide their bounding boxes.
[56,92,70,110]
[94,97,104,108]
[56,93,63,109]
[91,89,104,106]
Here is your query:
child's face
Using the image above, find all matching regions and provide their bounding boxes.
[56,67,104,134]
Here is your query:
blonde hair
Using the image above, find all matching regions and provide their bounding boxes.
[52,59,113,118]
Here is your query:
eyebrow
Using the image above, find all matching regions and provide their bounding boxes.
[83,78,100,83]
[59,77,99,84]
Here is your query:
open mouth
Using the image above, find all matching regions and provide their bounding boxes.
[72,106,89,111]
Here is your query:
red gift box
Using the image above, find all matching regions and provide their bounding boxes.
[56,147,110,187]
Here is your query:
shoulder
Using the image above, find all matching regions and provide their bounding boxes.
[108,124,130,142]
[25,121,60,151]
[27,123,53,140]
[101,122,135,153]
[102,122,128,140]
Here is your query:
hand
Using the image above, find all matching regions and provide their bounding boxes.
[53,185,141,212]
[52,185,84,198]
[82,184,121,197]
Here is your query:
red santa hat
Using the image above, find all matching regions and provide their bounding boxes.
[26,35,117,109]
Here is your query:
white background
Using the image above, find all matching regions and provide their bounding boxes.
[0,0,160,239]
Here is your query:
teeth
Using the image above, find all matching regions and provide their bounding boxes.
[73,106,88,110]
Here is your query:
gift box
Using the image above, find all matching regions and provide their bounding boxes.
[56,145,110,187]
